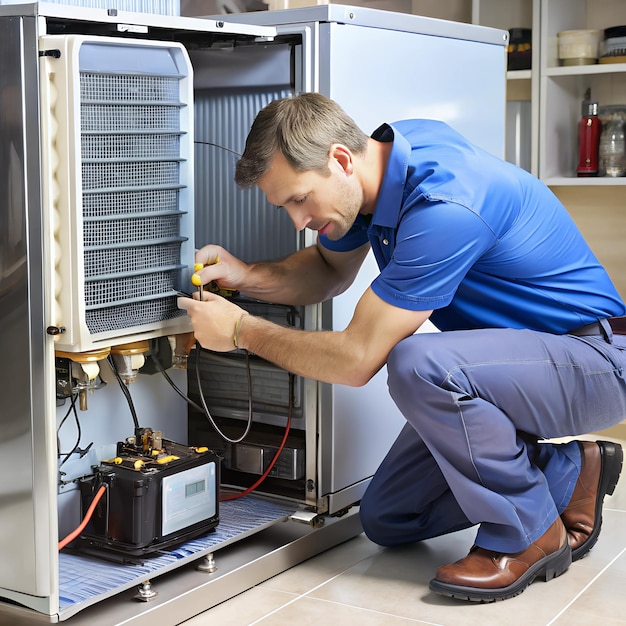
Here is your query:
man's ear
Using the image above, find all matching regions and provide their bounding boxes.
[328,143,354,176]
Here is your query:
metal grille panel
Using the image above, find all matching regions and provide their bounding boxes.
[193,88,298,262]
[85,271,178,308]
[83,214,182,247]
[79,67,188,335]
[188,301,304,421]
[190,352,301,414]
[82,161,180,190]
[80,73,180,102]
[81,133,181,161]
[84,242,183,279]
[83,189,179,218]
[40,1,179,15]
[85,297,182,334]
[81,103,181,132]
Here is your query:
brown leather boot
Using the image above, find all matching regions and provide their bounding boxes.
[429,517,571,602]
[561,440,623,562]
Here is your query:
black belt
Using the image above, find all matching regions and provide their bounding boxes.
[569,317,626,337]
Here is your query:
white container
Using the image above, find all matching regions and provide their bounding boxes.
[558,29,601,65]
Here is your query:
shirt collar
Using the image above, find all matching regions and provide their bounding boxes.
[370,123,412,228]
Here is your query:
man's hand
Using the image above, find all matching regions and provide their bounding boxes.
[193,245,250,294]
[177,292,247,353]
[192,241,370,307]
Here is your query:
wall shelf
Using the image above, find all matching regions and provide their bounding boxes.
[544,176,626,186]
[507,69,532,80]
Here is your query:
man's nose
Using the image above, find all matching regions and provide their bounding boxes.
[287,208,311,232]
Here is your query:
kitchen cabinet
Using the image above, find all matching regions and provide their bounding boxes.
[539,0,626,185]
[537,0,626,298]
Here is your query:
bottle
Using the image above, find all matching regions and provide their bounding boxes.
[599,109,626,177]
[576,90,602,177]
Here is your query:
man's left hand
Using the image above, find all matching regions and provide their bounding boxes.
[177,292,246,352]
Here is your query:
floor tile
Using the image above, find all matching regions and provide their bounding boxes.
[551,569,626,625]
[259,532,383,595]
[181,587,297,625]
[305,531,606,626]
[178,423,626,626]
[253,595,435,625]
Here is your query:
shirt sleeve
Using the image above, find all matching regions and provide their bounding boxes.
[371,198,498,311]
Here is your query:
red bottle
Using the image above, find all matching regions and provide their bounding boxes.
[577,100,602,177]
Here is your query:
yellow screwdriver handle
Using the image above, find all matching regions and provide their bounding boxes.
[191,257,219,293]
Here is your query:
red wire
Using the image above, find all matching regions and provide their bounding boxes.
[58,484,107,551]
[220,414,292,502]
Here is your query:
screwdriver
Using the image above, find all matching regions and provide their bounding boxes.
[191,263,205,300]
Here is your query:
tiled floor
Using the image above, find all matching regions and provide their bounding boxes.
[182,424,626,626]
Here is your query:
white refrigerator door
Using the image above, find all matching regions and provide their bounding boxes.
[318,9,506,508]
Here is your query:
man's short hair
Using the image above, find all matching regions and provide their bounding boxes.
[235,92,369,188]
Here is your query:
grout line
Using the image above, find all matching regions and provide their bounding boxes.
[545,544,626,626]
[246,566,351,626]
[247,551,440,626]
[265,594,445,626]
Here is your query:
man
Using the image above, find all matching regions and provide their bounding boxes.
[178,92,626,603]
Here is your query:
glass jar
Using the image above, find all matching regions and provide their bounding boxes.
[599,106,626,177]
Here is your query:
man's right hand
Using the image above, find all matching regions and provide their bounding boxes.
[192,244,250,295]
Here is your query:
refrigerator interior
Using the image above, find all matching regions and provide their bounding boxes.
[0,3,506,623]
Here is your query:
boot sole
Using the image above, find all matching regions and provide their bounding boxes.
[429,540,572,603]
[571,440,624,562]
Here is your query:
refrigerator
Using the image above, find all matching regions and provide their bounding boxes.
[0,3,506,623]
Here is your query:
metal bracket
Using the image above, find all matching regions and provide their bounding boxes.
[290,510,325,528]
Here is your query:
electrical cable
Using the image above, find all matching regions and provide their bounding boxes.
[151,341,254,444]
[58,484,107,551]
[220,413,292,501]
[58,392,82,468]
[149,345,214,415]
[220,372,294,502]
[194,139,241,157]
[152,340,294,501]
[106,354,140,429]
[193,344,254,444]
[57,390,77,433]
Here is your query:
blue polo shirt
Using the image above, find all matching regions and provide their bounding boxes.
[319,120,625,333]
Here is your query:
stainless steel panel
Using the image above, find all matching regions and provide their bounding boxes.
[219,3,508,46]
[0,14,56,603]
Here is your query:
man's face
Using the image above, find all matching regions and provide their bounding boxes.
[257,150,363,241]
